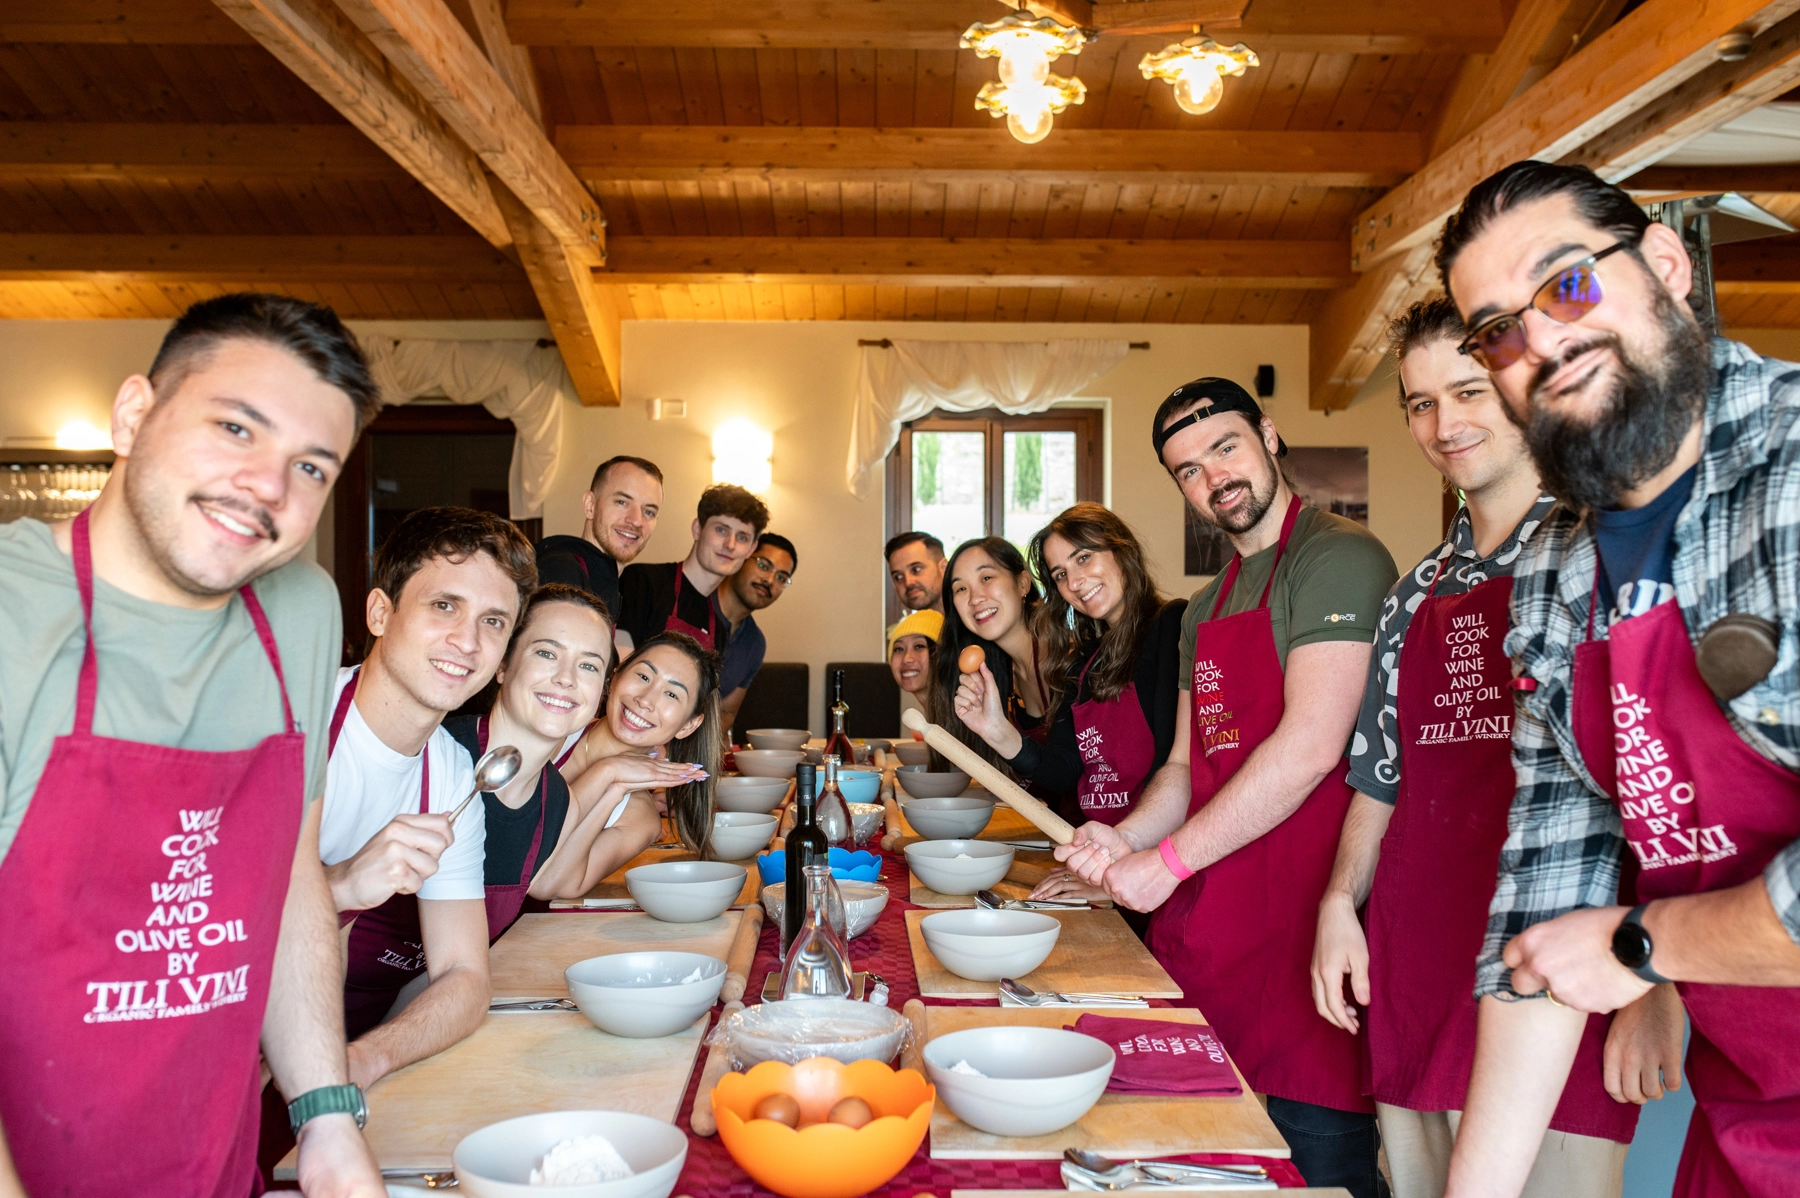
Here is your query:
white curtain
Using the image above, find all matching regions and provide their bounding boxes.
[360,338,571,519]
[846,338,1131,497]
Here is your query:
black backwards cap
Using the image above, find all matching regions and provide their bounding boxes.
[1150,376,1287,461]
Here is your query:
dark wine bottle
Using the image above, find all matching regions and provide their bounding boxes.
[824,668,857,765]
[782,762,828,954]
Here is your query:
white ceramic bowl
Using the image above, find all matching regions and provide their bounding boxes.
[745,728,810,751]
[715,776,789,814]
[901,796,995,840]
[918,908,1061,981]
[923,1026,1116,1137]
[891,740,930,766]
[903,839,1014,896]
[723,998,910,1066]
[708,811,778,860]
[564,951,725,1038]
[846,801,884,846]
[760,880,890,939]
[452,1110,687,1197]
[734,749,805,778]
[896,765,971,799]
[624,861,746,923]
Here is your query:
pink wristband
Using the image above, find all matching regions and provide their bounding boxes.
[1158,837,1194,880]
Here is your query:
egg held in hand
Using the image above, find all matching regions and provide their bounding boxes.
[958,644,986,675]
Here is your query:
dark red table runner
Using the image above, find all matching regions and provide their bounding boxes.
[668,844,1305,1196]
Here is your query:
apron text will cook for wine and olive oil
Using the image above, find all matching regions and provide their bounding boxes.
[1415,610,1510,744]
[1608,681,1737,872]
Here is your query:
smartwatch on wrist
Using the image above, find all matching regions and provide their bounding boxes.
[287,1084,367,1135]
[1611,903,1673,984]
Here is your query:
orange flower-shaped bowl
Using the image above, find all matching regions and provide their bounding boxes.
[713,1057,934,1198]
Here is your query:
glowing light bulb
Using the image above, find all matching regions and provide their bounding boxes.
[54,420,112,451]
[1006,96,1056,144]
[1173,69,1224,116]
[962,13,1087,144]
[711,419,773,492]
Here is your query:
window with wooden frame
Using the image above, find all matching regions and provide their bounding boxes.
[883,407,1104,625]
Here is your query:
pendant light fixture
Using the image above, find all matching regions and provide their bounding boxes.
[960,11,1088,145]
[1139,35,1258,116]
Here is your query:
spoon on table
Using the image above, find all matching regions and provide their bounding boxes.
[1064,1147,1271,1185]
[448,746,523,824]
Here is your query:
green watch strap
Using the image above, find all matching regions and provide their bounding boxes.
[287,1083,367,1134]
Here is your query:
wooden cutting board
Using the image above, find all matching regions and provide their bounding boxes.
[274,1012,705,1177]
[488,910,742,998]
[920,1007,1285,1161]
[905,908,1181,999]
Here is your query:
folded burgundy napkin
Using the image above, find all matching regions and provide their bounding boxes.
[1067,1014,1244,1096]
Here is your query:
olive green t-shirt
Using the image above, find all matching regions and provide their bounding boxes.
[0,519,341,864]
[1179,504,1398,680]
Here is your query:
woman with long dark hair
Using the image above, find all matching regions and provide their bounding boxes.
[556,631,723,886]
[926,536,1053,774]
[954,505,1184,903]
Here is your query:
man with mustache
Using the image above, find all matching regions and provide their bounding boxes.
[1058,378,1398,1197]
[713,532,797,737]
[886,531,947,616]
[1434,161,1800,1198]
[535,455,663,622]
[0,294,384,1195]
[1313,297,1679,1198]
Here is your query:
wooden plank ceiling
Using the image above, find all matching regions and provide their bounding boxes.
[3,0,1800,408]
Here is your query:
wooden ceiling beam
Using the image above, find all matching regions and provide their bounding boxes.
[494,185,622,406]
[0,0,256,44]
[332,0,602,264]
[1350,0,1800,273]
[503,0,1503,55]
[558,126,1423,188]
[1625,164,1800,194]
[0,122,401,180]
[600,236,1350,288]
[211,0,511,248]
[0,233,522,282]
[1712,234,1800,289]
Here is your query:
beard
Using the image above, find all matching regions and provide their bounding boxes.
[1516,289,1713,512]
[121,425,281,600]
[1205,448,1280,535]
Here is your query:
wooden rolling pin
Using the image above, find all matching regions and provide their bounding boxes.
[719,905,764,1004]
[880,794,904,853]
[900,709,1075,845]
[898,998,928,1076]
[688,1000,745,1136]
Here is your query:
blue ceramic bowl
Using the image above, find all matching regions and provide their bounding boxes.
[756,847,882,885]
[836,770,881,804]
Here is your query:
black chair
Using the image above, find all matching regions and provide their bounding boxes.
[823,661,901,738]
[734,662,809,740]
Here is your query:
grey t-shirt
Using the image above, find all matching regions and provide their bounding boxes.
[0,519,341,863]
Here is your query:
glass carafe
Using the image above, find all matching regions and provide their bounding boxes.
[779,864,852,999]
[814,754,851,846]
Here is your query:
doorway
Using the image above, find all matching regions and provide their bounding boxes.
[333,403,541,663]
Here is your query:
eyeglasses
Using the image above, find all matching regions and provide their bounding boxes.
[1458,241,1632,371]
[753,555,794,587]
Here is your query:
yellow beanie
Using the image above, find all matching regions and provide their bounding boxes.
[887,609,944,654]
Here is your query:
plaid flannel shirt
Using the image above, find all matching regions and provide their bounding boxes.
[1479,338,1800,999]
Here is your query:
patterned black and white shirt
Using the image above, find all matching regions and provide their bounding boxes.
[1346,494,1558,803]
[1478,338,1800,999]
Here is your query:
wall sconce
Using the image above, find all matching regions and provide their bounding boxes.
[55,420,112,451]
[961,12,1088,144]
[712,418,772,492]
[1139,36,1258,116]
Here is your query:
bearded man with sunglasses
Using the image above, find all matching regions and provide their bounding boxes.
[1434,161,1800,1198]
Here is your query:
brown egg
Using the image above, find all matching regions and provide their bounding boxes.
[958,644,986,675]
[827,1095,874,1128]
[752,1092,800,1127]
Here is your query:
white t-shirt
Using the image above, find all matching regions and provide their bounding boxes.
[319,667,486,902]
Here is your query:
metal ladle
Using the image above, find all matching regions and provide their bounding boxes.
[447,745,523,824]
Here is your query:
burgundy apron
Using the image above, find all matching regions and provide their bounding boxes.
[0,510,304,1197]
[330,670,434,1042]
[665,569,717,652]
[474,715,549,942]
[1366,567,1634,1139]
[1148,497,1370,1111]
[1572,578,1800,1196]
[1072,650,1157,826]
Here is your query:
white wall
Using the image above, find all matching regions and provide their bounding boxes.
[0,316,1446,730]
